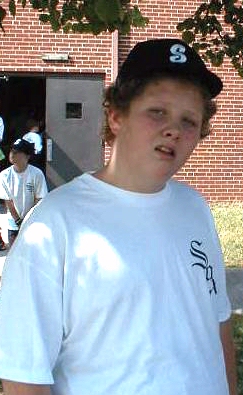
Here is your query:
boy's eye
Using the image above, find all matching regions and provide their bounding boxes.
[148,109,166,119]
[182,117,198,129]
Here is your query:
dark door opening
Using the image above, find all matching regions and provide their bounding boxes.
[0,76,46,171]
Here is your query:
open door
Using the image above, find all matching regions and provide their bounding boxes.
[46,75,104,189]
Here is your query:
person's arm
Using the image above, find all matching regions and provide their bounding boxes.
[220,319,238,395]
[34,171,48,206]
[2,380,51,395]
[5,200,21,223]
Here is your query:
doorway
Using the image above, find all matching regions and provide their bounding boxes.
[0,75,46,171]
[46,75,104,189]
[0,74,104,188]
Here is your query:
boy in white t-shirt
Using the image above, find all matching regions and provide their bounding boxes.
[0,39,237,395]
[23,118,44,170]
[23,119,43,155]
[0,115,4,142]
[0,113,6,249]
[0,138,48,247]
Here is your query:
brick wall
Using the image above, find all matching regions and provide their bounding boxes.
[0,0,242,202]
[0,3,113,77]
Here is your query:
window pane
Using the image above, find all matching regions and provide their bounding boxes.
[66,103,83,119]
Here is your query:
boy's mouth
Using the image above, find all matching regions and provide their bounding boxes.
[155,145,175,157]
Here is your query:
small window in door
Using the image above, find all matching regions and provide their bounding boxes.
[66,103,83,119]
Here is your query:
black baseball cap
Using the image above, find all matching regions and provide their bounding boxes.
[116,38,223,98]
[11,139,35,156]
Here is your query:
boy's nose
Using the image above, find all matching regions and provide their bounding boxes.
[162,123,180,139]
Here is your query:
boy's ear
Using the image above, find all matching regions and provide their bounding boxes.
[107,108,123,137]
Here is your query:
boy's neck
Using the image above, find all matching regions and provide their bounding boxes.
[13,163,28,173]
[94,165,167,194]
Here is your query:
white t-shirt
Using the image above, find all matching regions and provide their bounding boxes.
[0,116,4,141]
[0,164,48,229]
[23,131,43,154]
[0,174,231,395]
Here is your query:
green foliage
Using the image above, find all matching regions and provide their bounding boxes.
[210,202,243,268]
[0,0,148,35]
[232,314,243,394]
[177,0,243,77]
[8,0,16,16]
[0,6,6,31]
[95,0,122,25]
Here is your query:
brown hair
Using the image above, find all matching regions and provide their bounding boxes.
[25,118,39,131]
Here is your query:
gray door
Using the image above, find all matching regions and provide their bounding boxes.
[46,76,104,189]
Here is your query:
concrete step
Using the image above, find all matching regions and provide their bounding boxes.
[226,269,243,313]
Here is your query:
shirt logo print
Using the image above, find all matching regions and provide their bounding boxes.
[190,240,217,295]
[26,183,34,193]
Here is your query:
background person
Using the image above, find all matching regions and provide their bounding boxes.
[0,38,237,395]
[0,138,48,247]
[0,109,6,250]
[23,118,44,171]
[0,111,6,166]
[0,114,4,143]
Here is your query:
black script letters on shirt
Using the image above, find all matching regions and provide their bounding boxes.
[190,240,217,295]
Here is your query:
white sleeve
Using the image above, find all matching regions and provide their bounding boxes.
[0,203,64,384]
[0,117,4,141]
[0,173,11,200]
[22,132,32,143]
[35,134,43,153]
[34,170,48,199]
[207,206,232,322]
[23,133,42,154]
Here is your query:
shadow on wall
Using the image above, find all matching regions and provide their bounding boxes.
[46,140,83,190]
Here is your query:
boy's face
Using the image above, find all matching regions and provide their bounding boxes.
[108,78,204,193]
[30,126,39,133]
[9,150,29,168]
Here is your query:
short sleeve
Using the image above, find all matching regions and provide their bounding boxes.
[0,117,4,141]
[0,203,64,384]
[0,173,11,200]
[34,170,48,199]
[207,207,232,323]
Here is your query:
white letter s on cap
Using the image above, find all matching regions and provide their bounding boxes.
[169,44,187,63]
